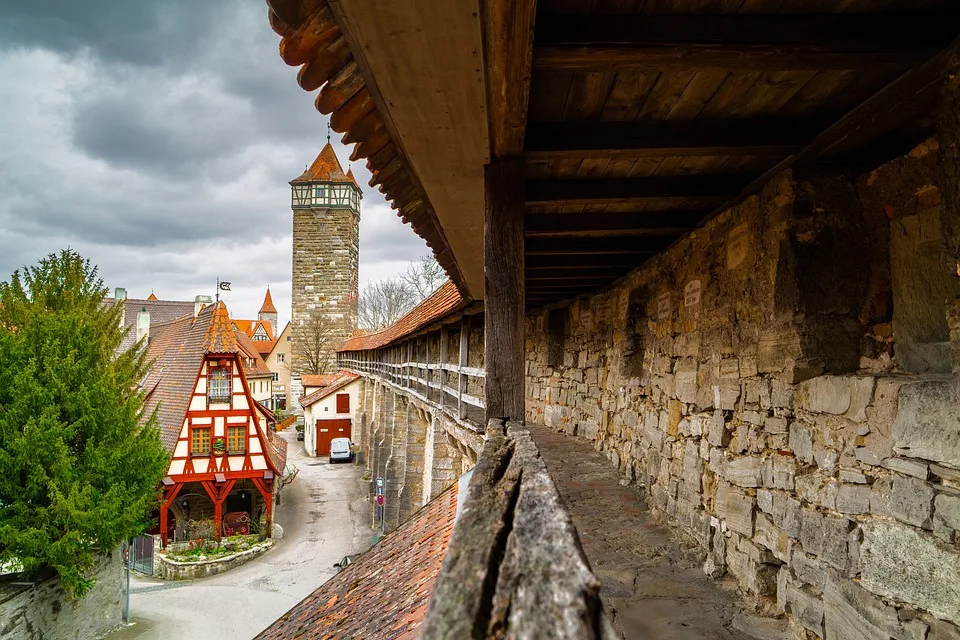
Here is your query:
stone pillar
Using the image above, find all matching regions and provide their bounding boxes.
[404,406,429,517]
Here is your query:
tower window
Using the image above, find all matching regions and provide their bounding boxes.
[278,353,285,363]
[314,186,326,199]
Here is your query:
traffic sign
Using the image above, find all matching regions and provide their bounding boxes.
[376,494,385,506]
[376,477,384,488]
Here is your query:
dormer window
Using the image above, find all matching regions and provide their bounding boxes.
[208,362,232,403]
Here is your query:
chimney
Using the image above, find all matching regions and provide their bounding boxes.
[194,295,214,317]
[136,306,150,345]
[114,287,127,302]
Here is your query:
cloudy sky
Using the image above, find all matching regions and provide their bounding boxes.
[0,0,431,327]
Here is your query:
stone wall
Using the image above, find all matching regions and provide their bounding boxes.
[291,205,360,377]
[526,141,960,639]
[357,377,481,533]
[0,548,123,640]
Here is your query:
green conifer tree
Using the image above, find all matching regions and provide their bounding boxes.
[0,250,168,597]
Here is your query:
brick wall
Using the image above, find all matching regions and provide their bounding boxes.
[526,141,960,639]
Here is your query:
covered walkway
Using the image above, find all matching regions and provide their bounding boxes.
[529,425,787,640]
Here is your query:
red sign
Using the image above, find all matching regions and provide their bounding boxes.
[376,494,384,506]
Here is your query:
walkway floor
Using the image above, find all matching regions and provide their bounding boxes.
[528,426,789,640]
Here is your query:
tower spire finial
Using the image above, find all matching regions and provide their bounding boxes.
[326,121,331,144]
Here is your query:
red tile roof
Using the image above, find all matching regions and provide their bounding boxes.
[301,373,338,389]
[255,481,459,640]
[260,287,278,314]
[147,292,158,301]
[235,329,274,378]
[291,142,354,184]
[300,372,359,408]
[338,282,465,352]
[203,301,239,354]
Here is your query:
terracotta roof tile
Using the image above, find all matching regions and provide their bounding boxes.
[255,481,459,640]
[260,287,278,314]
[339,281,465,352]
[103,297,195,354]
[203,301,239,354]
[301,373,338,388]
[291,142,354,184]
[300,372,359,408]
[234,329,274,378]
[146,292,158,301]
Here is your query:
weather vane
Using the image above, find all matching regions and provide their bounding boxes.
[215,276,231,303]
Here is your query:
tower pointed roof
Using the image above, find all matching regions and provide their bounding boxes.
[202,301,239,354]
[147,291,158,301]
[260,287,278,314]
[291,142,354,184]
[345,167,359,189]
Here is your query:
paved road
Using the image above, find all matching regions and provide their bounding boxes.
[111,431,372,640]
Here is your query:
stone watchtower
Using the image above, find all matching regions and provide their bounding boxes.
[258,287,278,331]
[290,142,362,379]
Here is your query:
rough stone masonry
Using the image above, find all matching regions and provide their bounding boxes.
[526,138,960,640]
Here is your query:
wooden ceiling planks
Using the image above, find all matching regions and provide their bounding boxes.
[266,0,469,298]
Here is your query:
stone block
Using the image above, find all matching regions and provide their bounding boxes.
[860,522,960,625]
[867,377,904,438]
[824,571,929,640]
[726,541,778,596]
[821,515,854,571]
[892,379,960,468]
[789,422,815,464]
[724,455,763,488]
[784,582,825,638]
[797,375,852,415]
[716,481,755,537]
[845,377,875,422]
[762,454,797,490]
[838,468,869,484]
[706,410,730,447]
[889,476,934,529]
[753,512,790,563]
[882,457,929,480]
[764,415,789,435]
[792,550,827,590]
[800,507,826,557]
[935,492,960,531]
[836,483,872,515]
[796,473,838,511]
[930,620,960,640]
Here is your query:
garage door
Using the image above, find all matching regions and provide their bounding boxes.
[316,418,351,456]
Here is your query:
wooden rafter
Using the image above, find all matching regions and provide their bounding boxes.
[524,120,825,160]
[533,13,957,72]
[526,236,674,256]
[526,175,752,207]
[525,211,704,237]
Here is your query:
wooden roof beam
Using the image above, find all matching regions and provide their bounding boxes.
[525,210,704,237]
[533,13,958,71]
[526,236,674,256]
[524,120,824,160]
[526,175,753,207]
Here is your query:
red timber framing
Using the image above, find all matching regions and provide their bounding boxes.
[159,351,282,546]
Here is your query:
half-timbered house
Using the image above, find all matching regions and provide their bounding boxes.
[141,301,287,545]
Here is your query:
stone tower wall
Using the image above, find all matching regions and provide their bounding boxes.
[291,205,359,376]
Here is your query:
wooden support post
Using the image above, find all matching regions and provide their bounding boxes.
[160,483,184,547]
[484,159,526,422]
[425,335,433,402]
[458,316,470,419]
[439,326,449,409]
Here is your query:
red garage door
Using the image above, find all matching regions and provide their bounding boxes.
[316,418,351,456]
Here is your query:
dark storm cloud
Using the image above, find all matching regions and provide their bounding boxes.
[0,0,223,66]
[0,0,434,325]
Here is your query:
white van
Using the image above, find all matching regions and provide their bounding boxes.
[329,437,354,464]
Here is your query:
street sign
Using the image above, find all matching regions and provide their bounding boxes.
[376,477,384,488]
[376,494,384,506]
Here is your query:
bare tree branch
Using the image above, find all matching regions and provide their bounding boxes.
[358,255,448,331]
[401,254,447,300]
[296,312,343,375]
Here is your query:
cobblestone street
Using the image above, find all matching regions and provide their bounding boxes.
[109,432,372,640]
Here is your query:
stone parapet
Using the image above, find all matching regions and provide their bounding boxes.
[155,540,274,581]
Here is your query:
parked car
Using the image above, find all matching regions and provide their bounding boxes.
[329,437,354,463]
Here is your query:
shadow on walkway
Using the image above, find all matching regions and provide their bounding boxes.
[528,425,790,640]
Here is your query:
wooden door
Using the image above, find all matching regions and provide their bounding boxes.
[316,418,352,455]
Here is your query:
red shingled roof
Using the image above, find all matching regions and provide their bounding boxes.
[291,142,353,184]
[300,372,359,409]
[260,287,278,314]
[339,282,465,352]
[235,329,274,378]
[203,301,239,354]
[255,481,458,640]
[301,373,338,389]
